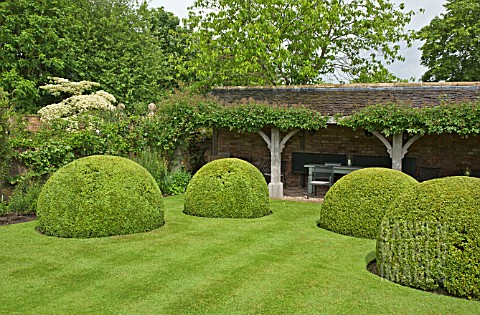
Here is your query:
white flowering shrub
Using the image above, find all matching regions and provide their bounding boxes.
[40,77,100,96]
[38,78,116,123]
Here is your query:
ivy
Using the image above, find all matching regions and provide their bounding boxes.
[339,101,480,136]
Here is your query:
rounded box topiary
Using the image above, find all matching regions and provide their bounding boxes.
[36,155,164,238]
[184,158,270,218]
[377,176,480,300]
[318,167,418,239]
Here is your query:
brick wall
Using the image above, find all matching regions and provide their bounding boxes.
[211,82,480,186]
[408,133,480,177]
[24,116,41,132]
[216,126,480,187]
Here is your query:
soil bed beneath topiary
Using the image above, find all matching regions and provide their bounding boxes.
[0,213,36,226]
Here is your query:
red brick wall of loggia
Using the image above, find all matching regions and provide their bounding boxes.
[212,82,480,186]
[216,125,391,188]
[216,126,480,188]
[407,133,480,177]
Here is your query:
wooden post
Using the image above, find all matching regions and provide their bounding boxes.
[269,127,283,198]
[391,133,403,171]
[372,131,422,172]
[258,127,300,199]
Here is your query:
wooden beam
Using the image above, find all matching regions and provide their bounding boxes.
[402,134,422,159]
[257,128,300,198]
[372,131,422,172]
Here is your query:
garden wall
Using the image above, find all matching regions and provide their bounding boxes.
[211,82,480,115]
[211,82,480,186]
[215,126,479,187]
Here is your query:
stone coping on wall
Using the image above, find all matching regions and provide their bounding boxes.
[211,82,480,116]
[212,82,480,91]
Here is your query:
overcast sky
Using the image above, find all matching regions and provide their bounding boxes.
[148,0,447,82]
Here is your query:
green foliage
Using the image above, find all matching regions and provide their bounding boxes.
[420,0,480,81]
[36,155,165,238]
[0,0,78,112]
[13,136,76,178]
[143,6,192,85]
[7,179,44,215]
[318,168,418,239]
[377,176,480,300]
[0,200,7,215]
[9,91,215,178]
[184,158,270,218]
[422,102,480,136]
[186,0,415,87]
[10,90,328,180]
[129,148,192,196]
[70,0,186,107]
[163,169,192,196]
[0,89,10,181]
[339,103,423,136]
[339,101,480,136]
[0,0,188,113]
[207,102,328,132]
[129,148,167,187]
[144,91,218,160]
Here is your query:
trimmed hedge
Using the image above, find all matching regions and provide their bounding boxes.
[377,176,480,300]
[184,158,270,218]
[318,167,418,239]
[37,155,164,238]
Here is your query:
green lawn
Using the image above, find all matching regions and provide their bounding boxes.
[1,196,478,314]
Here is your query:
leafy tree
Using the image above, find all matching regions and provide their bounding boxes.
[141,5,193,89]
[145,6,189,62]
[420,0,480,82]
[70,0,187,108]
[0,0,189,113]
[0,0,79,112]
[350,67,409,84]
[185,0,415,87]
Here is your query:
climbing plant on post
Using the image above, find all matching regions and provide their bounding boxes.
[207,102,327,198]
[339,101,480,171]
[339,103,424,171]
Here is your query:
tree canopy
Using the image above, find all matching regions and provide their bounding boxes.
[185,0,415,87]
[0,0,188,113]
[0,0,78,111]
[419,0,480,82]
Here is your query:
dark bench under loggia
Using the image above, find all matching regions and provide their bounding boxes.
[292,152,347,186]
[292,152,417,186]
[353,155,416,178]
